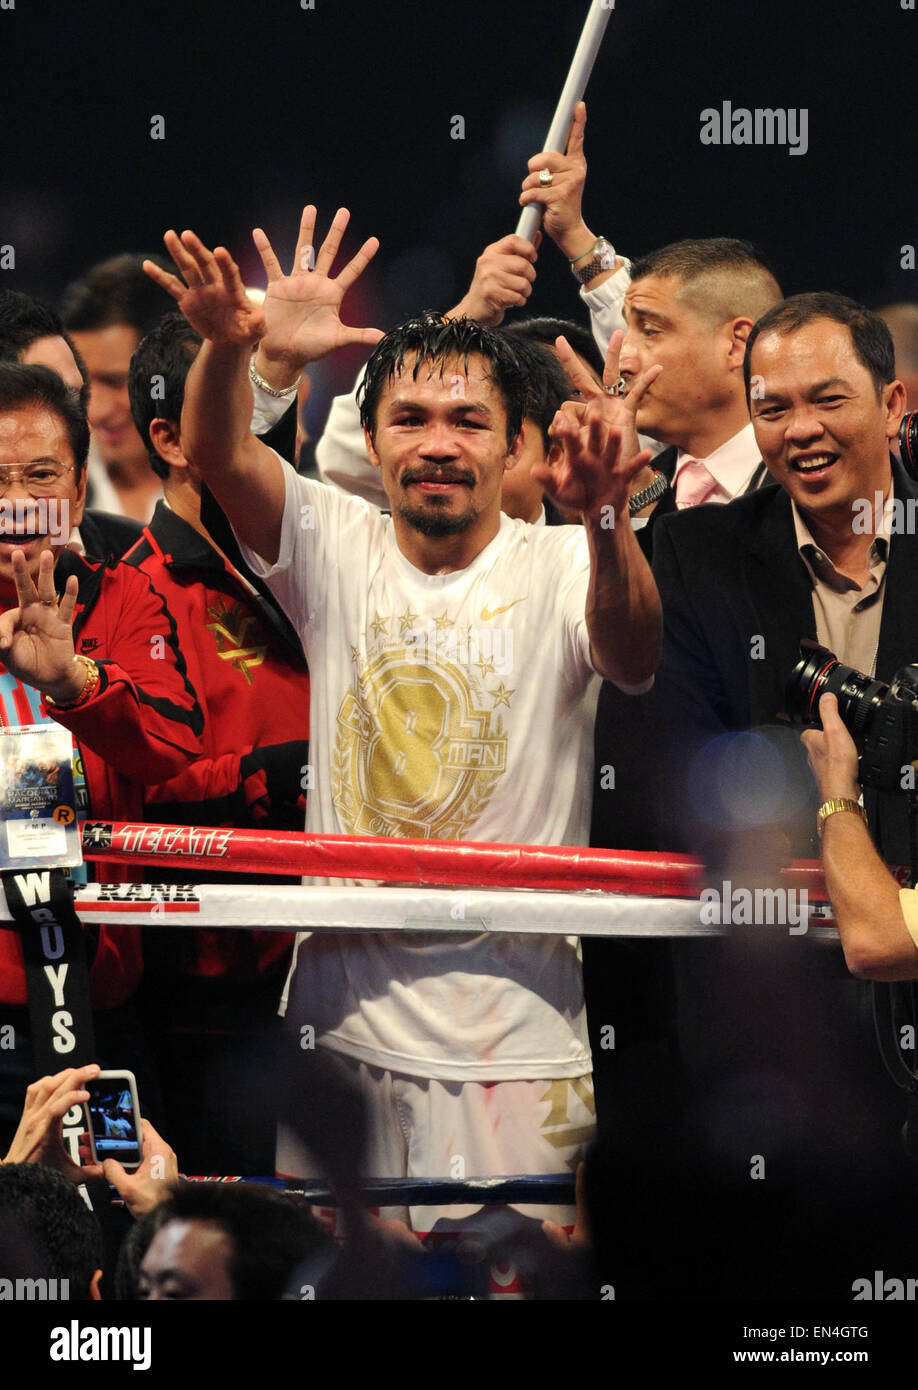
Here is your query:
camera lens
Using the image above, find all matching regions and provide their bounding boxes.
[785,639,888,740]
[900,409,918,479]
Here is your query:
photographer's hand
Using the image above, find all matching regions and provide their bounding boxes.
[801,693,862,802]
[802,693,918,980]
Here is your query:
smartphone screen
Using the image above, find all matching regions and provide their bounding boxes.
[84,1070,142,1169]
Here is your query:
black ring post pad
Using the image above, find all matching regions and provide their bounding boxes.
[3,867,96,1075]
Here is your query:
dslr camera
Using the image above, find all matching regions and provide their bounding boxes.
[786,639,918,792]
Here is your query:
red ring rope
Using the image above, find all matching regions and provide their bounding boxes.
[80,821,831,899]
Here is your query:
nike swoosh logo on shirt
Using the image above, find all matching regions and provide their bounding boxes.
[480,598,527,621]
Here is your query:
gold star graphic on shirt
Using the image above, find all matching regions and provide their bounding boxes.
[490,681,515,708]
[370,612,390,641]
[434,609,452,632]
[349,643,360,664]
[476,656,496,678]
[398,605,420,636]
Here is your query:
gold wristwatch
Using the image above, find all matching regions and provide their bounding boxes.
[816,798,867,837]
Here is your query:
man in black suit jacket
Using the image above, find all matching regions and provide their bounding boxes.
[654,293,911,865]
[652,460,918,860]
[651,294,914,1177]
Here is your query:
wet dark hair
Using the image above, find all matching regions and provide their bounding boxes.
[745,292,896,402]
[128,312,202,479]
[357,311,527,446]
[0,362,90,479]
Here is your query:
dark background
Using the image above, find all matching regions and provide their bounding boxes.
[1,0,915,419]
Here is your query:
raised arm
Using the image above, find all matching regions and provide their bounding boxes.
[803,694,918,981]
[144,230,284,561]
[534,333,662,689]
[446,233,540,327]
[0,550,203,782]
[518,102,626,295]
[143,208,382,564]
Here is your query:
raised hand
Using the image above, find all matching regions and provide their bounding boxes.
[0,549,83,702]
[533,331,661,524]
[519,101,593,260]
[79,1117,179,1217]
[144,231,266,348]
[254,206,383,368]
[447,233,540,327]
[801,693,862,803]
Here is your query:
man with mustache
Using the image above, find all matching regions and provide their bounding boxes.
[144,208,661,1236]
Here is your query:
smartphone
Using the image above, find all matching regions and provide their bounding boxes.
[84,1070,143,1170]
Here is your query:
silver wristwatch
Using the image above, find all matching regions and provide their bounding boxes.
[570,237,618,286]
[628,470,669,515]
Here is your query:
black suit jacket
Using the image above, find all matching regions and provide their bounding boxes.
[651,458,918,865]
[591,444,770,852]
[585,445,769,1089]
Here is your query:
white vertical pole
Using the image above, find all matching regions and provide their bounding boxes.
[515,0,614,242]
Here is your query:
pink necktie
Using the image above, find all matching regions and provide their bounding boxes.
[675,458,718,509]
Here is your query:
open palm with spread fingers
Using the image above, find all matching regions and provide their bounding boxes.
[533,330,662,523]
[254,205,383,365]
[0,549,82,702]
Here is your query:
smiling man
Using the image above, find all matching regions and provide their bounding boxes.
[651,293,908,860]
[144,211,661,1236]
[60,255,177,522]
[0,363,204,1146]
[647,294,917,1172]
[746,302,901,590]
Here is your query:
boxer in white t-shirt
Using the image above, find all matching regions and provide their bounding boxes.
[145,209,662,1232]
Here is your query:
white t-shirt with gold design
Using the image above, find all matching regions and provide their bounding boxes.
[238,467,599,1081]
